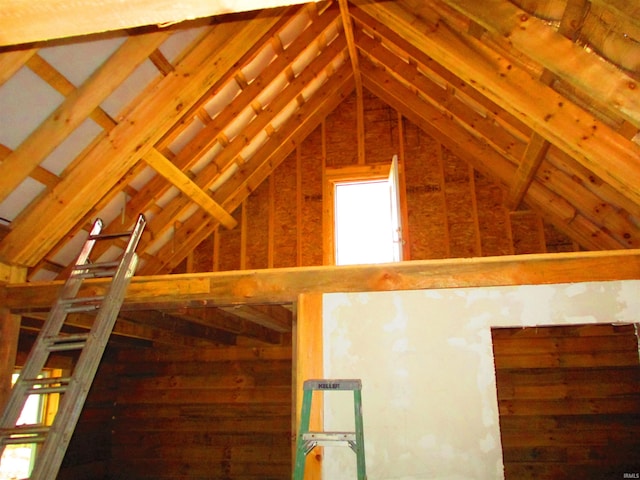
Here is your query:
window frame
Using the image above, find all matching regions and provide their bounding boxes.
[0,368,62,480]
[323,162,404,265]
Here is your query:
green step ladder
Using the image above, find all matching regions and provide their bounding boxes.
[293,379,366,480]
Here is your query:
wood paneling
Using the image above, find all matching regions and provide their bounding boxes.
[109,344,292,480]
[492,324,640,479]
[59,352,117,480]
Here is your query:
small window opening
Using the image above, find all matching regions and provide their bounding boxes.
[335,180,397,265]
[0,369,61,480]
[334,156,403,265]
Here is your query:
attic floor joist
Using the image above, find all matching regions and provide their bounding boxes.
[2,250,639,311]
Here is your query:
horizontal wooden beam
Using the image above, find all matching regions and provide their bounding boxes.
[0,0,319,47]
[218,305,292,332]
[143,149,237,229]
[2,250,639,311]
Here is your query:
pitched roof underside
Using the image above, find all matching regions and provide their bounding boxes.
[0,0,639,343]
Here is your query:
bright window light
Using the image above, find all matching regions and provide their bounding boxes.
[0,370,61,480]
[335,180,401,265]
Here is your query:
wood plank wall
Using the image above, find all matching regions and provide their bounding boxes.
[58,349,117,480]
[492,324,640,479]
[183,89,575,273]
[107,343,292,480]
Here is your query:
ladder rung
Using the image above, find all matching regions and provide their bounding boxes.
[59,295,104,313]
[72,261,120,278]
[64,304,101,313]
[23,376,70,395]
[47,342,86,352]
[59,295,104,305]
[1,425,49,445]
[74,261,120,270]
[27,385,68,395]
[303,431,356,442]
[44,334,89,351]
[22,376,72,386]
[88,230,132,240]
[72,269,118,279]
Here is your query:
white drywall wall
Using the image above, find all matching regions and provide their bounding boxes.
[322,280,640,479]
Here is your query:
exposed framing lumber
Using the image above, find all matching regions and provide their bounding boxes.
[353,5,640,250]
[143,149,237,229]
[503,0,586,212]
[395,113,411,261]
[0,32,169,205]
[71,12,301,270]
[219,305,292,332]
[97,10,341,272]
[25,54,117,130]
[1,308,25,411]
[0,12,281,267]
[441,0,640,129]
[0,0,320,47]
[164,306,283,343]
[20,310,235,347]
[139,61,354,274]
[2,250,639,311]
[352,25,527,172]
[506,134,551,209]
[0,145,59,190]
[590,0,640,31]
[360,60,630,251]
[294,293,323,478]
[356,0,640,210]
[338,0,365,164]
[0,264,25,413]
[120,6,328,227]
[0,48,38,87]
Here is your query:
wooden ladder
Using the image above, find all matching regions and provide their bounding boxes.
[293,379,367,480]
[0,214,146,479]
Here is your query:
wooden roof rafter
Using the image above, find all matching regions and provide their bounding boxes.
[143,60,354,274]
[0,32,170,205]
[134,25,347,268]
[441,0,640,128]
[49,5,338,276]
[357,44,636,250]
[0,12,285,268]
[354,2,640,252]
[356,0,640,223]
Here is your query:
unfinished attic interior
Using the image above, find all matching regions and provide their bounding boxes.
[0,0,639,478]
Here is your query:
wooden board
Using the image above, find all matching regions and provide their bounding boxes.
[492,323,640,479]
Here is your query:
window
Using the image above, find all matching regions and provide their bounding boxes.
[328,156,403,265]
[0,369,61,480]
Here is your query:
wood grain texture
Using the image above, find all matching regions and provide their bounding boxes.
[492,324,640,479]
